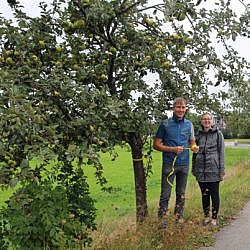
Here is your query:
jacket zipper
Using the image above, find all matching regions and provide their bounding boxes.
[203,133,208,180]
[177,123,181,165]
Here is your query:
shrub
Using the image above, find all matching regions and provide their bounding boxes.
[0,179,96,249]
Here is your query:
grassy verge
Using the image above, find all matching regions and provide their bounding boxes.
[85,148,250,249]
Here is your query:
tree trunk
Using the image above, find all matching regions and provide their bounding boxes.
[128,132,148,223]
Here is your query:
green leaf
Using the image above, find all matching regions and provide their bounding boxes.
[20,159,29,169]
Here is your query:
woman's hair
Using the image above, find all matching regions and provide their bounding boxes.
[201,112,212,119]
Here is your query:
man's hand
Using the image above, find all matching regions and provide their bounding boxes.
[175,146,184,154]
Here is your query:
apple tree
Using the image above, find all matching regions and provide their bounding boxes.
[54,0,249,223]
[0,2,249,247]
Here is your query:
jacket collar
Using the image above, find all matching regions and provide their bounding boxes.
[199,125,218,133]
[172,113,185,122]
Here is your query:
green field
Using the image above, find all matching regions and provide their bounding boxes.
[1,147,249,223]
[84,147,250,222]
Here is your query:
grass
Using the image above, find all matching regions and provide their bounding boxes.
[0,147,249,249]
[85,147,249,222]
[84,147,250,249]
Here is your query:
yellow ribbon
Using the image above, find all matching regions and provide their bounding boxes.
[132,158,143,162]
[167,155,177,187]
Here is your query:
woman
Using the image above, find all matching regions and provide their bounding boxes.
[192,112,225,226]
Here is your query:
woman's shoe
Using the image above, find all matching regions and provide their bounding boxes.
[203,216,210,226]
[211,219,218,226]
[176,217,185,224]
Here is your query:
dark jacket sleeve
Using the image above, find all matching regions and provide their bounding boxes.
[217,131,225,174]
[191,153,197,176]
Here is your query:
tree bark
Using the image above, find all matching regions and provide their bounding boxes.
[128,132,148,223]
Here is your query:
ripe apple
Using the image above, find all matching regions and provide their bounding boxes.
[73,19,85,29]
[144,18,154,26]
[100,74,108,80]
[38,40,45,48]
[5,57,14,65]
[177,12,186,21]
[191,145,199,151]
[55,46,62,53]
[162,61,171,68]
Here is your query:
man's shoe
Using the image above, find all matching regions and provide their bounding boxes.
[158,219,168,230]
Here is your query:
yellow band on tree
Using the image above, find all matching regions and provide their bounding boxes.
[133,158,143,162]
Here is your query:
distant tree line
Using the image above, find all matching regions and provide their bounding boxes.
[187,111,250,139]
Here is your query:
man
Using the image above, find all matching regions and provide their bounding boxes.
[153,97,198,228]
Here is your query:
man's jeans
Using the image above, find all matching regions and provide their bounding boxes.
[158,163,189,219]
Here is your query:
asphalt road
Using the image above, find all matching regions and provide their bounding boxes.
[225,142,250,149]
[200,201,250,250]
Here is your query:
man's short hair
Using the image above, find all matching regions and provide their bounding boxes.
[173,97,187,107]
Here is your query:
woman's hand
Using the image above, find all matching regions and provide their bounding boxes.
[220,172,225,181]
[191,144,199,153]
